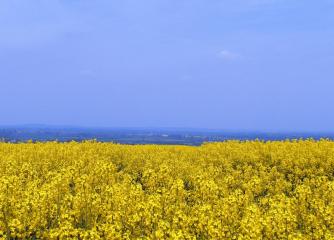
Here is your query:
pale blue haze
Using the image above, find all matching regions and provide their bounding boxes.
[1,0,334,131]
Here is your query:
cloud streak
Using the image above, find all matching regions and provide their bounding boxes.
[218,50,241,60]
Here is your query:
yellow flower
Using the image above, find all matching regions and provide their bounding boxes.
[0,140,334,238]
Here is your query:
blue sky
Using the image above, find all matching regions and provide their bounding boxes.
[1,0,334,131]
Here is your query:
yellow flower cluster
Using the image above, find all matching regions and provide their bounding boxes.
[1,139,334,239]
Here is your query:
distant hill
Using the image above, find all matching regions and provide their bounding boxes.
[0,125,333,145]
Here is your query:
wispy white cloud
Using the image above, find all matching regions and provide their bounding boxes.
[218,50,241,60]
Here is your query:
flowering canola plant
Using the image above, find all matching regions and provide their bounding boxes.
[0,140,334,239]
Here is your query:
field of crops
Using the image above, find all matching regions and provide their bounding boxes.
[1,140,334,239]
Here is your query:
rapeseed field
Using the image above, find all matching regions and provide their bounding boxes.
[0,140,334,239]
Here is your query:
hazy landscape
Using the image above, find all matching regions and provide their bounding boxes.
[1,125,334,145]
